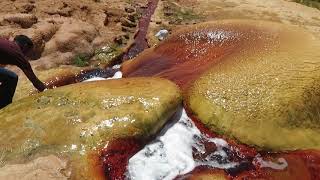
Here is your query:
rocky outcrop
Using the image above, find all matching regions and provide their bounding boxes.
[0,0,147,103]
[0,0,144,71]
[186,20,320,151]
[0,77,182,179]
[122,20,320,151]
[0,155,68,180]
[1,13,38,28]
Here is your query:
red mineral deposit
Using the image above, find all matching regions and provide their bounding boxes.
[122,22,273,90]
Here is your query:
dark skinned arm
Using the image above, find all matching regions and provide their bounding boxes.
[0,40,47,92]
[21,64,46,92]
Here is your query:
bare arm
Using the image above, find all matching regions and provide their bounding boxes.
[11,49,47,92]
[21,65,46,92]
[0,39,47,92]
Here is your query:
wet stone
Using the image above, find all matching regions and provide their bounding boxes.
[122,20,320,151]
[186,20,320,151]
[0,77,182,179]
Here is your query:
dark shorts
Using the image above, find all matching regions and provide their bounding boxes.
[0,67,18,109]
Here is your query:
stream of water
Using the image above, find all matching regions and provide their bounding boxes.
[122,0,159,61]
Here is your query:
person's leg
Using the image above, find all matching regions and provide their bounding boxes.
[0,68,18,109]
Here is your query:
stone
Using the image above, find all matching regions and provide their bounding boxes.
[20,3,35,13]
[0,77,182,179]
[121,26,135,33]
[186,20,320,151]
[0,155,69,180]
[127,14,136,23]
[120,17,136,28]
[155,29,168,41]
[125,7,135,13]
[122,20,320,151]
[3,13,38,28]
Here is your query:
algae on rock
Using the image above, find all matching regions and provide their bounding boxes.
[186,20,320,151]
[0,77,182,179]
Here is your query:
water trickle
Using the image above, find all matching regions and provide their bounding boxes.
[122,0,159,61]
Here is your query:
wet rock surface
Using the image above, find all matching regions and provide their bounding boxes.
[13,66,82,101]
[186,21,320,151]
[1,0,320,179]
[0,77,182,179]
[123,20,320,151]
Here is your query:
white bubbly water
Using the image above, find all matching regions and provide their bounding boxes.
[254,155,288,170]
[83,71,122,82]
[127,107,288,180]
[127,108,238,180]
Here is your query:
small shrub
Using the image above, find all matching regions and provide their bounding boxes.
[164,1,202,24]
[92,44,122,65]
[73,54,90,67]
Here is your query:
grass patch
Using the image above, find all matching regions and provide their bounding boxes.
[163,1,202,24]
[73,54,90,67]
[72,44,123,67]
[295,0,320,10]
[92,44,122,65]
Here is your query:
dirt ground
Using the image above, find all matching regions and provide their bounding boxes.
[0,0,147,70]
[0,0,147,100]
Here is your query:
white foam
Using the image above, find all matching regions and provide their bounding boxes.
[83,71,123,82]
[107,71,122,79]
[112,64,122,69]
[84,77,107,82]
[254,155,288,170]
[127,108,239,180]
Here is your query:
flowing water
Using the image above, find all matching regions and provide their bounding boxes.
[122,0,159,61]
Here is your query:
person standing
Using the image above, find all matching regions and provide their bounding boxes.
[0,35,46,109]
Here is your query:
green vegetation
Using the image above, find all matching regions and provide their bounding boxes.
[73,54,90,67]
[164,1,202,24]
[176,9,200,21]
[72,44,122,67]
[295,0,320,9]
[93,44,122,64]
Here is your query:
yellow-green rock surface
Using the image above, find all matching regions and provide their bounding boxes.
[187,20,320,151]
[10,65,82,101]
[0,77,181,179]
